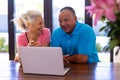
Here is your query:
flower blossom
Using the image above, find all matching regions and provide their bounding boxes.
[85,0,118,25]
[117,0,120,3]
[116,0,120,11]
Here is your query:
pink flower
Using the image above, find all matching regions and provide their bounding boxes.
[116,0,120,11]
[86,0,117,25]
[116,0,120,3]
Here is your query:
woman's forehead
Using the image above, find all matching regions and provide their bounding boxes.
[33,16,43,24]
[33,16,42,22]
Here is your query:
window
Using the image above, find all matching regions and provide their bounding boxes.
[93,20,110,62]
[0,0,8,53]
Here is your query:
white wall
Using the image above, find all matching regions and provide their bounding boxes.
[114,46,120,63]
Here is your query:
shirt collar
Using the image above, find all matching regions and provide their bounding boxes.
[62,21,79,36]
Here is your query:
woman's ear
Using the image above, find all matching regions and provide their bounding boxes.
[25,21,31,28]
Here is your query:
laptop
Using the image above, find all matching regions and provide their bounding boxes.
[19,46,70,76]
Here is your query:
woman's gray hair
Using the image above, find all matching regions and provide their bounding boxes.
[12,10,43,31]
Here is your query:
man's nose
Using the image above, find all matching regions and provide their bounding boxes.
[60,21,66,26]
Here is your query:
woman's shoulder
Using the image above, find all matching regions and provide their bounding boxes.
[43,28,50,31]
[42,28,51,33]
[17,32,26,38]
[41,28,51,36]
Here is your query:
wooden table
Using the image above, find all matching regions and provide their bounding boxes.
[0,60,120,80]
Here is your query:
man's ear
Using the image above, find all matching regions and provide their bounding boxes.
[74,16,77,20]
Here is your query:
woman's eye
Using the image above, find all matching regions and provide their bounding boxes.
[39,22,43,25]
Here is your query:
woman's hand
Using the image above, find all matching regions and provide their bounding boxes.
[28,41,41,46]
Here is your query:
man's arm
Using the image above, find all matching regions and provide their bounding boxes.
[64,54,88,64]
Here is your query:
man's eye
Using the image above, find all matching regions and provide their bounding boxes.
[64,19,69,22]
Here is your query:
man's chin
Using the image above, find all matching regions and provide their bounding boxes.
[65,30,72,34]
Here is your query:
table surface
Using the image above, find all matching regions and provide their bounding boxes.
[0,60,120,80]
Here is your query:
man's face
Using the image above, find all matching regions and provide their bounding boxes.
[59,10,76,34]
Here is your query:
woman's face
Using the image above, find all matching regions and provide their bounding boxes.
[28,16,44,35]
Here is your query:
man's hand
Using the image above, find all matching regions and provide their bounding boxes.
[63,57,69,64]
[63,54,88,64]
[63,55,70,66]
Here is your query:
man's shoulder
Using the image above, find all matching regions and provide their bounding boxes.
[53,27,62,33]
[78,22,92,28]
[78,22,93,32]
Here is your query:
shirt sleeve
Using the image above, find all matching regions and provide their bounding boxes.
[17,33,28,46]
[78,26,97,56]
[50,28,61,47]
[39,28,51,44]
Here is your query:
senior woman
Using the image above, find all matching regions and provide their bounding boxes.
[13,10,51,62]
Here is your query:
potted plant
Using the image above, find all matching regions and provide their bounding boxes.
[85,0,120,50]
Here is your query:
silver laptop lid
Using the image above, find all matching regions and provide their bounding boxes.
[19,47,70,75]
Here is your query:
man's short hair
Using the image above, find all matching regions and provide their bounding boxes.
[60,6,76,16]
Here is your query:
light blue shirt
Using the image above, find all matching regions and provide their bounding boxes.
[50,21,100,63]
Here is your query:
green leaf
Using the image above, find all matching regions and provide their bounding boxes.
[109,39,119,49]
[99,26,106,32]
